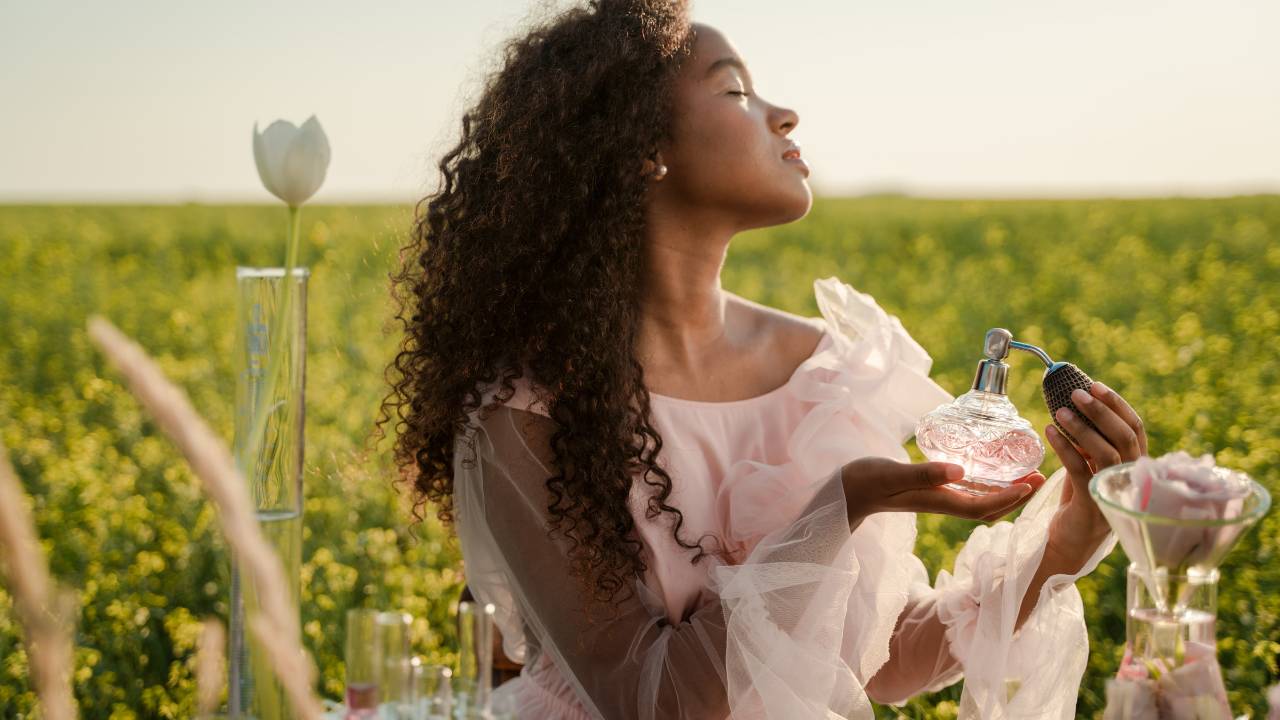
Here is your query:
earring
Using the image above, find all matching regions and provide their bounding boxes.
[652,164,668,181]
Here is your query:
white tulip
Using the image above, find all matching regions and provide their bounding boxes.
[252,115,330,207]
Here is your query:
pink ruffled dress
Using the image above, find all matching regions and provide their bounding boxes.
[454,276,1116,720]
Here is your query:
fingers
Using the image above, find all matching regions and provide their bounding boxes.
[915,461,964,490]
[1068,387,1142,462]
[978,492,1034,521]
[844,458,961,519]
[1011,471,1047,493]
[873,458,962,491]
[1054,405,1123,469]
[1046,424,1091,476]
[864,460,1039,520]
[957,484,1035,520]
[899,483,1034,520]
[1089,382,1148,456]
[1046,423,1093,503]
[977,473,1044,520]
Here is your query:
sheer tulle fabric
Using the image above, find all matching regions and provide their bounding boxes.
[453,276,1115,719]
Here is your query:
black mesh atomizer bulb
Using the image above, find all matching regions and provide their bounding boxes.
[981,329,1103,447]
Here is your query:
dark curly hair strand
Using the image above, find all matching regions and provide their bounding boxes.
[374,0,731,616]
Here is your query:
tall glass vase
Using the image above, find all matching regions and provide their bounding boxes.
[229,266,309,720]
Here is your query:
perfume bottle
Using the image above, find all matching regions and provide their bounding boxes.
[916,329,1045,495]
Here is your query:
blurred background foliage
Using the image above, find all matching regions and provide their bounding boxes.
[0,196,1276,718]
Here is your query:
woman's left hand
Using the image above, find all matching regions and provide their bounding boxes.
[1042,381,1148,570]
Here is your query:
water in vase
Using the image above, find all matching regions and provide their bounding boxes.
[1127,607,1216,667]
[232,509,303,719]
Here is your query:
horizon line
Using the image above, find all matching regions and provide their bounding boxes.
[3,183,1279,205]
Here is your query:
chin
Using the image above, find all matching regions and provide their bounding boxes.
[777,183,813,223]
[748,197,811,230]
[734,176,814,229]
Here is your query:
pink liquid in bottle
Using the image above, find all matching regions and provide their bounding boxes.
[345,682,379,718]
[915,389,1045,495]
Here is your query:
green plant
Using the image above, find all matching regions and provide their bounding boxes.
[0,197,1275,718]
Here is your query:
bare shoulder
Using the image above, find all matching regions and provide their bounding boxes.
[725,291,826,358]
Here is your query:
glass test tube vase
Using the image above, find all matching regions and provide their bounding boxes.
[229,266,309,719]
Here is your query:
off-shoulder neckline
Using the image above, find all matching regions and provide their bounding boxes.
[647,327,832,410]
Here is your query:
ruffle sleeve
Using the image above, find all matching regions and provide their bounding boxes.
[713,276,955,564]
[928,466,1116,718]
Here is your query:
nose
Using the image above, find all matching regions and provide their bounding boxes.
[771,103,799,136]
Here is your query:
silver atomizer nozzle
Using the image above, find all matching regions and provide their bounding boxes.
[971,328,1013,394]
[977,329,1102,446]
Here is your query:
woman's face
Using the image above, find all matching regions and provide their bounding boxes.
[654,23,811,229]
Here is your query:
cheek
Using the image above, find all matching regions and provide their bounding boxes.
[670,106,811,222]
[673,104,769,189]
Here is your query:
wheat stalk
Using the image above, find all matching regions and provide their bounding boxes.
[0,442,77,720]
[196,617,226,715]
[86,315,323,720]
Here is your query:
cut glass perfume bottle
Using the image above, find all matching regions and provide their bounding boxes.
[915,329,1045,495]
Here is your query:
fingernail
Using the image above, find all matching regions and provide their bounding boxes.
[1092,382,1110,397]
[1072,388,1093,405]
[945,464,963,480]
[1018,484,1034,497]
[1056,407,1074,423]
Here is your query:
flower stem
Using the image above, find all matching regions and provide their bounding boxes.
[285,205,301,271]
[242,205,304,505]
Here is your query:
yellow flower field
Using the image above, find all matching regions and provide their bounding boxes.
[1,197,1276,718]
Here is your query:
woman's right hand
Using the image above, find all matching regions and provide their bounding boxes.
[841,457,1042,528]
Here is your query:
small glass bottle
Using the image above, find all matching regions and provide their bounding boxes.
[915,329,1044,495]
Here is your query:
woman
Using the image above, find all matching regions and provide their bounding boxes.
[378,1,1142,717]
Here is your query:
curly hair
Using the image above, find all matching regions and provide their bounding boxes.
[374,0,728,615]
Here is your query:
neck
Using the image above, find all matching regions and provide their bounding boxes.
[636,200,738,370]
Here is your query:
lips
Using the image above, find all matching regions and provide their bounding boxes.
[781,143,809,176]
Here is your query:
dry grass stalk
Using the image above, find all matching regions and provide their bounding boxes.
[197,617,226,715]
[86,315,323,720]
[250,614,326,716]
[0,442,76,720]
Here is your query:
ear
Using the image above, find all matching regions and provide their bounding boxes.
[640,150,666,177]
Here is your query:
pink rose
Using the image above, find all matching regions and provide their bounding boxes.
[1125,451,1250,569]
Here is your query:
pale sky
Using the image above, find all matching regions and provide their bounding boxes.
[2,0,1277,202]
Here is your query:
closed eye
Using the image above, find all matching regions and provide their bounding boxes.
[728,90,750,97]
